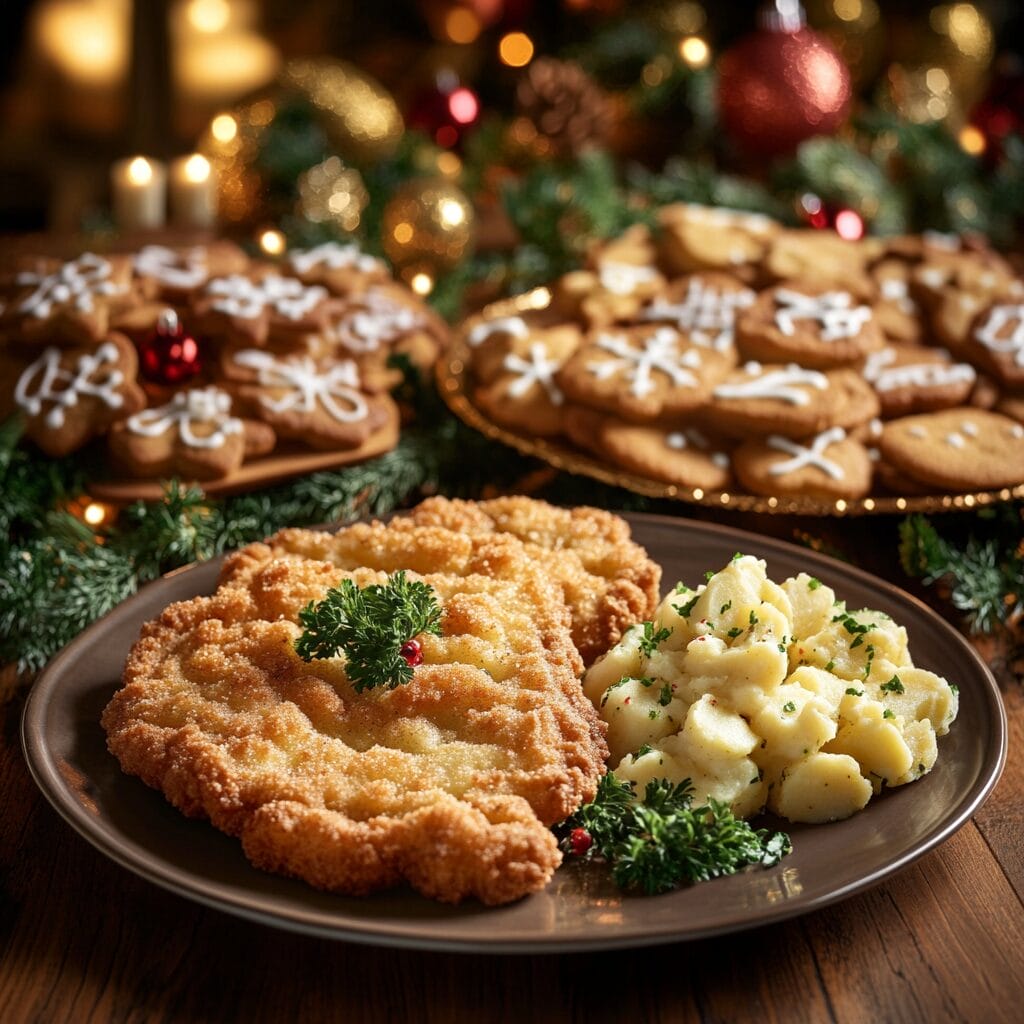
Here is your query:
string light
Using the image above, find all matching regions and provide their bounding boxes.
[258,228,286,256]
[678,36,710,69]
[410,272,434,295]
[448,87,479,125]
[958,124,986,155]
[210,113,238,143]
[445,8,481,44]
[499,32,535,68]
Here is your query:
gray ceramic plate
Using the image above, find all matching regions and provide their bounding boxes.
[22,514,1007,953]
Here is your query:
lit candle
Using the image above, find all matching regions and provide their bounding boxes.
[169,153,217,228]
[111,156,167,231]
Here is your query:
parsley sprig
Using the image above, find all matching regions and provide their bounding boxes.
[294,571,442,692]
[562,773,791,895]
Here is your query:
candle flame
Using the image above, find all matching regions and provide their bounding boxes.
[128,156,153,185]
[184,153,211,183]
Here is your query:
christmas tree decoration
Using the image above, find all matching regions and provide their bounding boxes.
[198,100,275,225]
[795,193,864,239]
[296,156,369,232]
[281,58,404,164]
[515,57,613,159]
[967,60,1024,163]
[381,177,475,281]
[717,1,852,158]
[407,70,481,149]
[805,0,884,88]
[137,310,204,386]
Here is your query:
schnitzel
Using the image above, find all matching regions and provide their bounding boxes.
[223,496,660,666]
[103,526,608,905]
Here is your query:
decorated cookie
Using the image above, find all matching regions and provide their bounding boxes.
[871,259,925,345]
[108,386,275,480]
[736,283,884,369]
[639,273,755,356]
[565,406,734,491]
[474,328,581,437]
[552,249,665,328]
[878,408,1024,491]
[286,241,389,294]
[131,242,248,303]
[228,349,391,451]
[703,362,879,438]
[911,250,1019,312]
[733,427,873,501]
[964,302,1024,388]
[556,324,733,422]
[6,333,146,456]
[762,230,880,293]
[862,344,976,418]
[1,253,137,346]
[656,202,779,279]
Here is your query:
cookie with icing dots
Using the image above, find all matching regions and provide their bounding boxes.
[473,326,581,436]
[871,259,925,345]
[286,241,390,295]
[3,332,146,456]
[227,349,393,451]
[732,427,873,501]
[638,272,755,358]
[1,253,138,347]
[736,282,885,370]
[879,408,1024,491]
[862,344,976,418]
[108,385,275,480]
[963,301,1024,389]
[702,362,879,439]
[565,406,734,491]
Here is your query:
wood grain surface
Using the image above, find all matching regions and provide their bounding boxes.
[1,514,1022,1024]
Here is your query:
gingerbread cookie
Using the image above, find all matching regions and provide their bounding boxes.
[871,259,925,345]
[879,408,1024,491]
[762,231,879,294]
[656,203,778,280]
[552,257,665,328]
[286,241,389,295]
[6,333,146,456]
[736,283,884,369]
[109,386,275,480]
[733,427,873,501]
[703,362,879,439]
[1,253,137,346]
[557,324,733,422]
[964,302,1024,389]
[639,273,755,355]
[228,349,391,451]
[862,344,976,418]
[131,242,248,304]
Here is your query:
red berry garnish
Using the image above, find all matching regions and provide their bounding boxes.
[400,638,423,667]
[569,827,593,856]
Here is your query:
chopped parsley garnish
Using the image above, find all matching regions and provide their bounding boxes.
[648,708,660,720]
[658,683,673,707]
[777,643,787,653]
[783,701,796,713]
[845,687,864,697]
[732,552,744,561]
[720,601,732,614]
[704,570,715,582]
[824,660,835,671]
[880,675,905,695]
[639,621,673,657]
[675,593,700,617]
[883,709,896,720]
[950,684,959,695]
[749,609,758,625]
[674,581,690,594]
[635,744,654,759]
[600,676,633,707]
[808,577,822,590]
[727,627,743,639]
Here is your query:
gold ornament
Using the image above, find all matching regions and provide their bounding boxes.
[281,59,404,164]
[381,178,475,280]
[296,156,369,233]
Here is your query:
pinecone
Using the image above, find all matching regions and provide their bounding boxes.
[515,58,612,159]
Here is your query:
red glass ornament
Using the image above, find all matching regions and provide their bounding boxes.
[400,638,424,667]
[138,309,203,385]
[407,70,480,148]
[569,827,593,856]
[717,2,851,158]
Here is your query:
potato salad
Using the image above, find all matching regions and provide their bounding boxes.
[583,555,959,824]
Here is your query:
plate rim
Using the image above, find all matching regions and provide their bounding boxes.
[20,512,1008,953]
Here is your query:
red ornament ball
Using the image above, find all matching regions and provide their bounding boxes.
[718,16,851,158]
[407,70,480,148]
[138,310,203,385]
[400,638,424,668]
[569,827,593,856]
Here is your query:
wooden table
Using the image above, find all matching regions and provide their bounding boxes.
[1,513,1022,1024]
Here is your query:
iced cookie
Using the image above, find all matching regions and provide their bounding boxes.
[964,302,1024,389]
[762,231,880,293]
[736,283,884,369]
[108,386,275,480]
[879,408,1024,491]
[228,349,392,451]
[862,345,976,418]
[639,273,755,356]
[552,254,665,328]
[871,259,925,345]
[1,253,137,346]
[656,203,779,280]
[131,242,248,304]
[703,362,879,439]
[733,427,873,501]
[556,324,733,422]
[286,241,389,295]
[6,333,146,456]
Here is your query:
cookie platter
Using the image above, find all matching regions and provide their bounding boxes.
[0,242,445,498]
[441,206,1024,516]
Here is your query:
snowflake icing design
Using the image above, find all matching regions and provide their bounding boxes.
[15,253,126,319]
[126,387,243,449]
[205,274,328,321]
[14,342,126,428]
[329,291,423,354]
[288,242,384,276]
[587,328,701,398]
[503,343,564,405]
[642,279,755,351]
[773,289,873,341]
[975,304,1024,368]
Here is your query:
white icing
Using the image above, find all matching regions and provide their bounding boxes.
[945,432,966,448]
[329,290,423,353]
[15,253,125,319]
[666,428,729,468]
[597,262,658,295]
[587,328,700,398]
[975,304,1024,368]
[961,421,979,437]
[868,417,883,439]
[908,426,927,438]
[713,364,828,406]
[467,316,529,348]
[917,267,948,290]
[922,230,960,251]
[863,347,976,392]
[126,387,242,449]
[232,350,369,424]
[133,245,207,290]
[1011,424,1024,439]
[711,452,730,468]
[868,446,881,462]
[766,427,847,480]
[773,288,873,341]
[288,242,385,276]
[641,278,755,351]
[879,277,915,314]
[503,343,564,406]
[205,274,327,321]
[14,342,125,429]
[678,203,775,235]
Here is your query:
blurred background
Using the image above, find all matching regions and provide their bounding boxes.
[0,0,1022,307]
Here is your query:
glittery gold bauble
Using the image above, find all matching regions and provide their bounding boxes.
[296,156,369,232]
[805,0,884,88]
[281,58,404,164]
[381,178,475,276]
